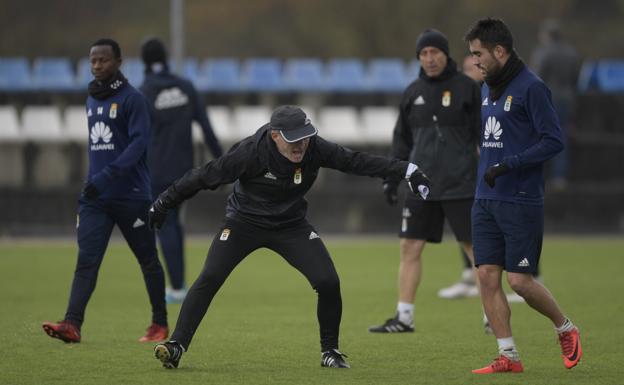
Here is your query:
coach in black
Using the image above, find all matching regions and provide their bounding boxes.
[369,29,481,333]
[149,105,430,369]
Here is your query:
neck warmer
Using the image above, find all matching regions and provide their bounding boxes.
[485,50,525,101]
[88,71,128,100]
[419,57,458,82]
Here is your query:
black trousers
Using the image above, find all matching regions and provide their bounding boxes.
[171,218,342,352]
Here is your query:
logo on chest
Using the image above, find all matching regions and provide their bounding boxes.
[442,91,451,107]
[482,116,503,148]
[294,168,302,185]
[90,121,115,151]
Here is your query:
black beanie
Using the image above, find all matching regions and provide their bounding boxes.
[415,29,449,57]
[141,38,167,66]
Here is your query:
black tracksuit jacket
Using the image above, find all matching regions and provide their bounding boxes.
[392,62,481,200]
[161,126,410,229]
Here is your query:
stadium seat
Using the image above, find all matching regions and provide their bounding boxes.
[368,58,408,92]
[317,107,362,145]
[241,58,283,92]
[21,106,64,143]
[32,57,75,91]
[577,61,598,93]
[361,106,397,145]
[0,105,22,142]
[283,58,325,92]
[405,59,421,83]
[0,106,24,186]
[63,106,88,143]
[0,57,32,91]
[182,58,200,84]
[21,106,69,187]
[191,106,236,144]
[75,57,92,89]
[196,59,241,92]
[121,57,145,87]
[232,105,271,139]
[596,60,624,93]
[325,59,367,92]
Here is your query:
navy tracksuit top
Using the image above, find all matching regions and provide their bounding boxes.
[477,67,564,205]
[86,82,152,200]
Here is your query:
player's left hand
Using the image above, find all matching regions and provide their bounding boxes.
[405,163,430,200]
[148,199,168,230]
[484,163,510,188]
[82,182,99,200]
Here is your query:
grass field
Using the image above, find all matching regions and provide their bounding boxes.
[1,235,623,385]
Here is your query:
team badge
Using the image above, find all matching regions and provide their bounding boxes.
[109,103,118,119]
[294,168,302,184]
[442,91,451,107]
[504,95,512,112]
[220,228,230,241]
[87,108,93,117]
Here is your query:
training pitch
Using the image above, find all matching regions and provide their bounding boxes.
[1,236,622,385]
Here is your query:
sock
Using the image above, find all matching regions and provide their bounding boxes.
[397,302,414,325]
[497,337,520,361]
[555,318,575,334]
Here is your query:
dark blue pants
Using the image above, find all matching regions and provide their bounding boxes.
[153,184,185,290]
[65,198,167,327]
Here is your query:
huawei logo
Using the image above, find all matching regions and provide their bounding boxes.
[90,121,112,144]
[484,116,502,140]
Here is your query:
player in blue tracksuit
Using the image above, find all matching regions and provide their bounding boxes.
[42,38,168,344]
[464,19,582,374]
[139,38,223,303]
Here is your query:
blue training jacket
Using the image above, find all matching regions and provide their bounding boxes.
[85,82,152,200]
[477,67,564,205]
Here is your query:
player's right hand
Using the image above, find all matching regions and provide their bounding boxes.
[148,199,168,230]
[383,182,398,206]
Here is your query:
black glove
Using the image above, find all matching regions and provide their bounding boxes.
[484,163,511,188]
[382,182,398,206]
[82,182,99,200]
[407,170,431,200]
[148,199,168,230]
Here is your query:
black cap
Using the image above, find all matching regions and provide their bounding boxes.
[141,38,167,66]
[269,105,317,143]
[415,29,449,57]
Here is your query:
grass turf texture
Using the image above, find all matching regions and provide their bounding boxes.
[1,236,622,385]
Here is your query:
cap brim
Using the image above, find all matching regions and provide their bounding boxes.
[279,123,318,143]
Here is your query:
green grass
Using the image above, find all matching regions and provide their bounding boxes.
[1,236,623,385]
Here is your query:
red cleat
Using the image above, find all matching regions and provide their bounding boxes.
[472,355,524,374]
[139,323,169,342]
[559,327,582,369]
[42,320,81,343]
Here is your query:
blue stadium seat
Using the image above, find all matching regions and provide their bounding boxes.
[405,59,421,82]
[325,59,367,92]
[196,59,241,92]
[121,57,144,87]
[596,60,624,93]
[0,57,32,91]
[241,58,283,92]
[283,58,325,92]
[32,57,75,91]
[75,57,92,89]
[368,58,408,92]
[182,58,200,84]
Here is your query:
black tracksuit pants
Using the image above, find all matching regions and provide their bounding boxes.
[171,217,342,352]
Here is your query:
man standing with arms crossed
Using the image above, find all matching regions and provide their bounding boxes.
[42,38,168,343]
[140,38,223,303]
[369,29,481,333]
[464,18,582,373]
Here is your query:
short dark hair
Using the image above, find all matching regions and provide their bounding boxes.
[91,38,122,58]
[464,18,514,52]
